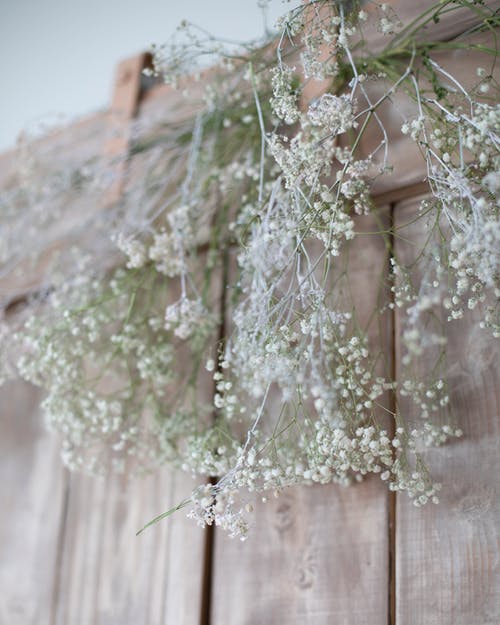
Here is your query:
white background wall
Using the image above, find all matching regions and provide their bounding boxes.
[0,0,288,151]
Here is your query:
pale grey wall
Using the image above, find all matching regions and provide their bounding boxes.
[0,0,287,151]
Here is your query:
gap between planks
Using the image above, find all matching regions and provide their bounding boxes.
[49,471,71,625]
[200,207,232,625]
[200,482,216,625]
[388,203,397,625]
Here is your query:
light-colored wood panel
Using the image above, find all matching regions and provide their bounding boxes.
[213,479,388,625]
[53,469,206,625]
[0,381,67,625]
[211,211,392,625]
[394,197,500,625]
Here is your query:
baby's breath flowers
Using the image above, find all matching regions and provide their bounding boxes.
[1,0,499,540]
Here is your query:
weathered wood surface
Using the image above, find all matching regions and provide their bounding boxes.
[211,211,392,625]
[213,479,388,625]
[53,470,206,625]
[2,198,499,624]
[0,53,212,625]
[394,197,500,625]
[0,381,66,625]
[1,2,500,623]
[2,202,499,624]
[0,380,206,625]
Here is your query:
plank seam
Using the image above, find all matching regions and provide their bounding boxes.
[162,470,176,625]
[200,480,216,625]
[49,469,71,625]
[200,204,231,625]
[388,202,397,625]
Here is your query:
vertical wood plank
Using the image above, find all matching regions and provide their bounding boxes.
[1,53,213,625]
[53,469,206,625]
[52,261,222,625]
[104,53,150,205]
[211,211,392,625]
[394,197,500,625]
[51,298,216,624]
[0,381,66,625]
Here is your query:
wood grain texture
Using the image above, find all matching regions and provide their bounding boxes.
[394,197,500,625]
[211,211,392,625]
[0,381,67,625]
[213,480,388,625]
[53,469,205,625]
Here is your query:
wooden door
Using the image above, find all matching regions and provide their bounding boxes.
[1,2,499,623]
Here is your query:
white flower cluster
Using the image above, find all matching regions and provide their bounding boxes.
[377,4,403,36]
[187,483,251,540]
[270,65,300,125]
[115,234,148,269]
[2,0,498,540]
[115,203,198,277]
[164,296,213,340]
[9,260,218,475]
[307,93,356,134]
[148,231,185,277]
[401,95,500,337]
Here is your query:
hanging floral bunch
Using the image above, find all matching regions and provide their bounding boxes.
[1,0,498,540]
